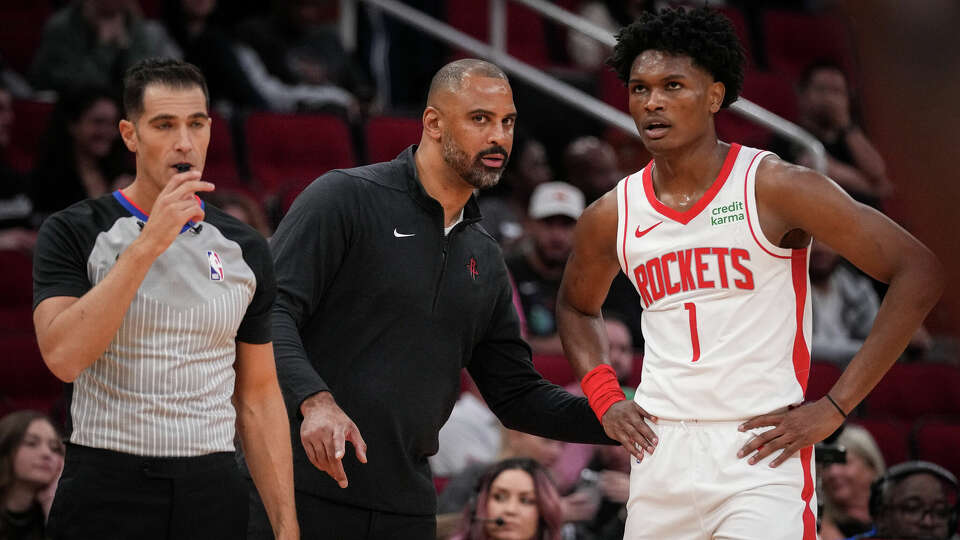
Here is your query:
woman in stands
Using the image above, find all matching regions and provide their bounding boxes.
[0,411,64,540]
[30,86,133,221]
[450,457,564,540]
[820,425,887,540]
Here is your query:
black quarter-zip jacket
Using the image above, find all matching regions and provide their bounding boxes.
[267,146,613,516]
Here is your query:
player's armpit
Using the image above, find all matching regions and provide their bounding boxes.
[755,156,936,285]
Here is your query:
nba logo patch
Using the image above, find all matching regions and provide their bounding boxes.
[207,251,224,281]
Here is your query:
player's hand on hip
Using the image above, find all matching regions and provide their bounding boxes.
[135,170,214,257]
[299,391,368,488]
[601,400,658,462]
[737,399,844,468]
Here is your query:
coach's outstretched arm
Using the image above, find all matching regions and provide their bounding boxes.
[33,172,212,382]
[554,191,658,462]
[737,157,944,467]
[468,270,615,447]
[269,175,367,489]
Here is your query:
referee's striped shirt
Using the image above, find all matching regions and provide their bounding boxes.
[33,191,275,457]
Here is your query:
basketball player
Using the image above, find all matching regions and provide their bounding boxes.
[556,8,943,539]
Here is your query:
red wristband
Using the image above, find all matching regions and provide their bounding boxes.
[580,364,626,421]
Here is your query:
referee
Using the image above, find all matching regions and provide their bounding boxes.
[32,59,297,539]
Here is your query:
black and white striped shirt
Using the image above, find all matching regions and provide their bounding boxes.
[33,191,275,457]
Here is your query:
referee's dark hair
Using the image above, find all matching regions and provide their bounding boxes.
[607,7,746,109]
[122,58,209,121]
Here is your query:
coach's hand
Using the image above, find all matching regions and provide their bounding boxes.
[737,399,844,468]
[601,400,658,463]
[135,170,214,257]
[299,391,368,488]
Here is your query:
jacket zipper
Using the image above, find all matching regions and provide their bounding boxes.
[432,232,451,311]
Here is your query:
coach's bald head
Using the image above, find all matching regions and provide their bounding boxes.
[426,59,510,107]
[419,59,516,190]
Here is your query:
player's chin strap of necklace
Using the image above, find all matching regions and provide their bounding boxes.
[825,394,847,418]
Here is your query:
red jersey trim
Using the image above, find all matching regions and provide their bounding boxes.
[791,248,811,394]
[800,446,817,540]
[743,151,791,260]
[642,143,741,225]
[621,175,632,288]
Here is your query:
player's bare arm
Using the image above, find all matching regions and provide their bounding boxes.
[34,171,213,382]
[233,342,299,540]
[738,156,944,467]
[558,190,659,462]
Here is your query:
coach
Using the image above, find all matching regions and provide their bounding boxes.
[245,59,622,539]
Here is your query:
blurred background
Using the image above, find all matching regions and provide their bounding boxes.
[0,1,958,537]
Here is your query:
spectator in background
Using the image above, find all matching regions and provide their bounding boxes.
[819,424,886,540]
[479,137,553,250]
[771,61,893,208]
[0,411,65,540]
[439,428,565,515]
[439,428,601,533]
[852,461,959,540]
[234,0,372,113]
[30,87,133,220]
[30,0,181,93]
[810,241,931,366]
[430,376,502,480]
[449,458,564,540]
[202,189,272,237]
[162,0,266,111]
[564,136,622,205]
[508,182,585,354]
[0,83,37,251]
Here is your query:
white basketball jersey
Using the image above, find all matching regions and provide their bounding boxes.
[616,143,812,421]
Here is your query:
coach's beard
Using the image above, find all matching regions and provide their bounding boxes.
[442,136,509,190]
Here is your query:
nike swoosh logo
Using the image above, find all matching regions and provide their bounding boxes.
[635,221,663,238]
[393,228,416,238]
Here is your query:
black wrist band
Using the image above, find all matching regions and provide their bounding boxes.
[826,394,847,418]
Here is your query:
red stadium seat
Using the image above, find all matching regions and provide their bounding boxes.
[203,112,241,187]
[0,307,34,335]
[714,6,754,69]
[763,11,856,81]
[532,354,575,387]
[599,68,629,113]
[0,1,53,74]
[805,361,842,402]
[741,71,798,123]
[912,418,960,479]
[850,417,910,467]
[0,249,34,306]
[8,100,54,173]
[445,0,552,67]
[0,334,62,405]
[865,363,960,422]
[244,113,356,201]
[365,116,422,164]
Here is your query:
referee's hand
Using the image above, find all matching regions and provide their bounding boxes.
[137,170,214,257]
[299,391,368,488]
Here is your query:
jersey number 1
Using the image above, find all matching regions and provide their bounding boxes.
[684,302,701,362]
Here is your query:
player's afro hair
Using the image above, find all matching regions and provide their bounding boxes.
[607,7,746,109]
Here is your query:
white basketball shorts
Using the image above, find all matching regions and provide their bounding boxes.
[623,419,817,540]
